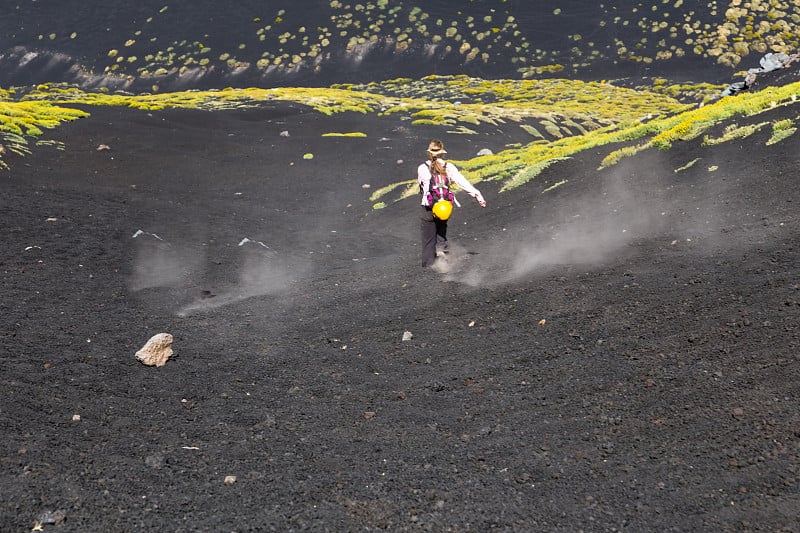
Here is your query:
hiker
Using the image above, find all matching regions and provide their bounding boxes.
[418,139,486,267]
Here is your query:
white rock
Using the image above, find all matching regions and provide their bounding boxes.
[135,333,174,367]
[402,331,413,342]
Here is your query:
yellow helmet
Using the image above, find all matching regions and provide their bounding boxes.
[432,199,453,220]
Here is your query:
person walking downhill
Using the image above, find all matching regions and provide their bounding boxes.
[418,139,486,268]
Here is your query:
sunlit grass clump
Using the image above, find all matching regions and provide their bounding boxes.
[674,158,701,173]
[321,132,367,137]
[0,100,88,136]
[0,97,89,169]
[702,122,769,145]
[766,118,797,145]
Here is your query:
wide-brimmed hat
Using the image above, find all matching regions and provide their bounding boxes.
[426,143,447,156]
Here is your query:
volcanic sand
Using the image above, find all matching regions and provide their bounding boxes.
[2,101,799,531]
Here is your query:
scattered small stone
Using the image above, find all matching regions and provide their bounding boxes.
[224,475,237,485]
[364,411,376,420]
[477,148,493,156]
[71,414,81,421]
[35,509,66,525]
[135,333,174,367]
[280,130,290,137]
[402,331,413,341]
[96,144,110,151]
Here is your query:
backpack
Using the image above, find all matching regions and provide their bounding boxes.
[421,161,455,206]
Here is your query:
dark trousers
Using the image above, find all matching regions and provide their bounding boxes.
[420,207,448,267]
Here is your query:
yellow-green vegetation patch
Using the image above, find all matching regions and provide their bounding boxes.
[599,144,648,169]
[22,84,389,114]
[348,75,689,125]
[446,125,479,135]
[648,84,800,150]
[321,132,367,137]
[702,122,768,146]
[0,101,88,136]
[369,180,416,203]
[0,100,89,169]
[35,139,66,151]
[520,124,545,139]
[501,157,571,192]
[644,78,727,105]
[540,120,565,139]
[674,158,701,173]
[542,179,568,193]
[0,133,30,169]
[1,132,30,155]
[766,118,797,145]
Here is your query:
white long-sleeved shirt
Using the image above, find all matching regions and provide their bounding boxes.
[417,160,484,207]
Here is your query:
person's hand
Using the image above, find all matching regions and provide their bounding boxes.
[478,198,487,208]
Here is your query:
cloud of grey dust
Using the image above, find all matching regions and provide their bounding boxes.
[454,170,676,286]
[128,233,306,316]
[176,241,306,316]
[129,237,204,292]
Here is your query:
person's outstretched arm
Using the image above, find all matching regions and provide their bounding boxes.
[448,163,487,207]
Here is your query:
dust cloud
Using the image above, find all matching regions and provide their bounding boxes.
[454,164,737,287]
[129,238,204,292]
[509,188,657,279]
[176,245,301,316]
[129,234,306,316]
